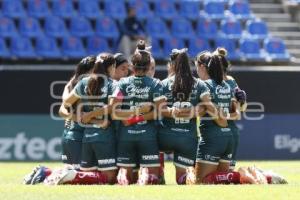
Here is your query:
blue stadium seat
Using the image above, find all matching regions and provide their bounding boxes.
[104,0,126,20]
[220,19,243,39]
[10,37,36,58]
[163,37,185,57]
[146,18,169,39]
[188,37,210,57]
[128,0,153,20]
[0,39,10,58]
[240,39,265,61]
[70,17,94,37]
[87,36,111,55]
[27,0,51,18]
[78,0,101,19]
[95,17,120,40]
[228,0,253,20]
[203,1,226,20]
[154,0,177,20]
[196,19,218,39]
[215,37,241,60]
[246,20,268,40]
[179,0,201,20]
[36,36,61,58]
[151,38,164,59]
[44,17,69,38]
[2,0,26,18]
[171,18,195,39]
[0,17,19,38]
[264,37,290,61]
[62,37,86,58]
[52,0,76,18]
[19,17,43,38]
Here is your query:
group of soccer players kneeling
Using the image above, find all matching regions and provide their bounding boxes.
[24,40,287,186]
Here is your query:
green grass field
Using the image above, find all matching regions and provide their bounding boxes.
[1,161,300,200]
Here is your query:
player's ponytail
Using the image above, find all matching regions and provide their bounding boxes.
[87,53,115,97]
[131,40,151,72]
[213,47,230,74]
[207,55,224,85]
[172,49,195,101]
[69,55,96,90]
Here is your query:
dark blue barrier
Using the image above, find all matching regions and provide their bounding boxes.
[237,114,300,160]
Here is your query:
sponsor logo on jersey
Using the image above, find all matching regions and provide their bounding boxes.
[98,159,116,165]
[142,155,159,160]
[274,134,300,153]
[178,156,194,165]
[126,84,151,98]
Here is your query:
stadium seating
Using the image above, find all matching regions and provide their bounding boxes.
[35,37,61,59]
[62,37,86,58]
[0,17,19,38]
[215,37,241,60]
[264,37,290,61]
[154,0,178,20]
[78,0,102,19]
[246,20,269,40]
[44,17,69,38]
[69,17,94,38]
[0,39,10,58]
[87,36,111,55]
[27,0,51,18]
[0,0,290,62]
[19,18,43,38]
[104,0,127,20]
[228,0,254,20]
[203,1,226,20]
[95,17,120,40]
[10,37,36,58]
[179,0,201,20]
[171,18,195,39]
[240,39,265,61]
[196,19,219,39]
[146,18,169,39]
[52,0,76,18]
[220,19,243,39]
[128,0,153,20]
[2,0,26,18]
[151,38,165,59]
[163,37,185,57]
[188,37,211,57]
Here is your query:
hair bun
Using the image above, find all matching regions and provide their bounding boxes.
[137,40,146,50]
[217,47,227,57]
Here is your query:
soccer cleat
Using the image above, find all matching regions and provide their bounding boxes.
[23,165,42,185]
[44,169,70,185]
[30,166,49,185]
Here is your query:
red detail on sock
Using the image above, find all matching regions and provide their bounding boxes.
[148,174,159,185]
[177,173,187,185]
[266,175,272,184]
[45,168,52,177]
[203,171,241,184]
[159,153,165,177]
[67,171,108,185]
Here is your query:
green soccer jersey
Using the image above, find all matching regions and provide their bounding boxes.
[225,77,239,130]
[74,77,116,143]
[200,79,235,137]
[116,75,164,141]
[62,120,84,141]
[160,76,210,138]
